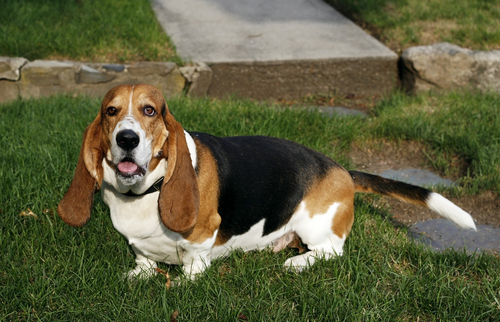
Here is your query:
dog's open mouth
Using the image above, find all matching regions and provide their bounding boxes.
[116,158,146,177]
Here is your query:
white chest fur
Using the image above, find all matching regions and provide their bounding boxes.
[101,185,185,264]
[99,132,205,270]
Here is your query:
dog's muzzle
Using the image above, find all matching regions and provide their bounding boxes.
[115,130,145,178]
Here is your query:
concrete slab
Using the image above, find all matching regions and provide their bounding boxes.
[152,0,399,99]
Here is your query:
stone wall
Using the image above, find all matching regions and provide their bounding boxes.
[2,43,499,103]
[0,57,212,104]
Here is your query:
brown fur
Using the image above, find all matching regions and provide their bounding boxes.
[157,98,200,234]
[181,141,222,244]
[58,115,104,227]
[58,84,200,233]
[100,84,168,170]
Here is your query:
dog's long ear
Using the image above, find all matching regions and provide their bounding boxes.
[158,108,200,233]
[58,115,104,227]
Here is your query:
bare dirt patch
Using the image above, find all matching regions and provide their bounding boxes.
[350,140,438,176]
[349,140,500,228]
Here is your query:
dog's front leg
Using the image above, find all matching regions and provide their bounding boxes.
[125,246,158,279]
[180,248,212,280]
[178,237,216,280]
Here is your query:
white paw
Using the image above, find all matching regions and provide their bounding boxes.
[283,250,337,272]
[124,265,157,280]
[283,252,316,272]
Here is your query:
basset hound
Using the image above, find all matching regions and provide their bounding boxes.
[58,84,476,279]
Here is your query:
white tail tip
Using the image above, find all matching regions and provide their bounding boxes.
[427,193,477,230]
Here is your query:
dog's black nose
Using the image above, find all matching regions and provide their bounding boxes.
[116,130,140,151]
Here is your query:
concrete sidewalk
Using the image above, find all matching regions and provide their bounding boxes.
[152,0,399,99]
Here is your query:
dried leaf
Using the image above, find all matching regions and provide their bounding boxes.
[238,313,248,320]
[155,268,171,289]
[19,208,38,219]
[165,277,171,289]
[170,310,179,322]
[155,267,168,275]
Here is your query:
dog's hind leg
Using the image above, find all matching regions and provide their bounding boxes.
[284,197,354,271]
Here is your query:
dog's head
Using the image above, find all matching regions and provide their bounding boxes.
[58,84,199,233]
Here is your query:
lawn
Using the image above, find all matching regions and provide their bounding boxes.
[1,93,499,320]
[326,0,500,53]
[1,0,500,320]
[0,0,181,64]
[2,0,498,63]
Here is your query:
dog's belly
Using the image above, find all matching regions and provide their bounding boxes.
[102,186,184,264]
[211,218,292,259]
[211,200,343,259]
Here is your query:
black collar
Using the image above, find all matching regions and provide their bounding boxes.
[122,177,164,197]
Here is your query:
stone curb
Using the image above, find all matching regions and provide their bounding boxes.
[0,57,213,104]
[207,57,398,100]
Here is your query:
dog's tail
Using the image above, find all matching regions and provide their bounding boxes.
[349,170,476,230]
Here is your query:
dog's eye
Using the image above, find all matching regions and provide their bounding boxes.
[106,106,117,116]
[144,106,156,116]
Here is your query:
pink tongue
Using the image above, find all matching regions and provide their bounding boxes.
[118,161,138,173]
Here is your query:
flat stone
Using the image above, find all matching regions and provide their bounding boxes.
[128,61,177,76]
[77,65,116,84]
[102,64,125,72]
[381,168,455,188]
[152,0,398,99]
[18,60,78,98]
[20,60,76,86]
[318,106,368,118]
[401,42,500,94]
[409,219,500,254]
[0,57,28,81]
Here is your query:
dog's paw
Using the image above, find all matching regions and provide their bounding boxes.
[283,251,322,272]
[284,250,338,272]
[123,265,157,280]
[284,256,310,272]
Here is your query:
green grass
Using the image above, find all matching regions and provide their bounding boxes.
[1,93,499,320]
[4,0,499,65]
[3,0,499,64]
[326,0,500,52]
[368,91,500,194]
[0,0,181,64]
